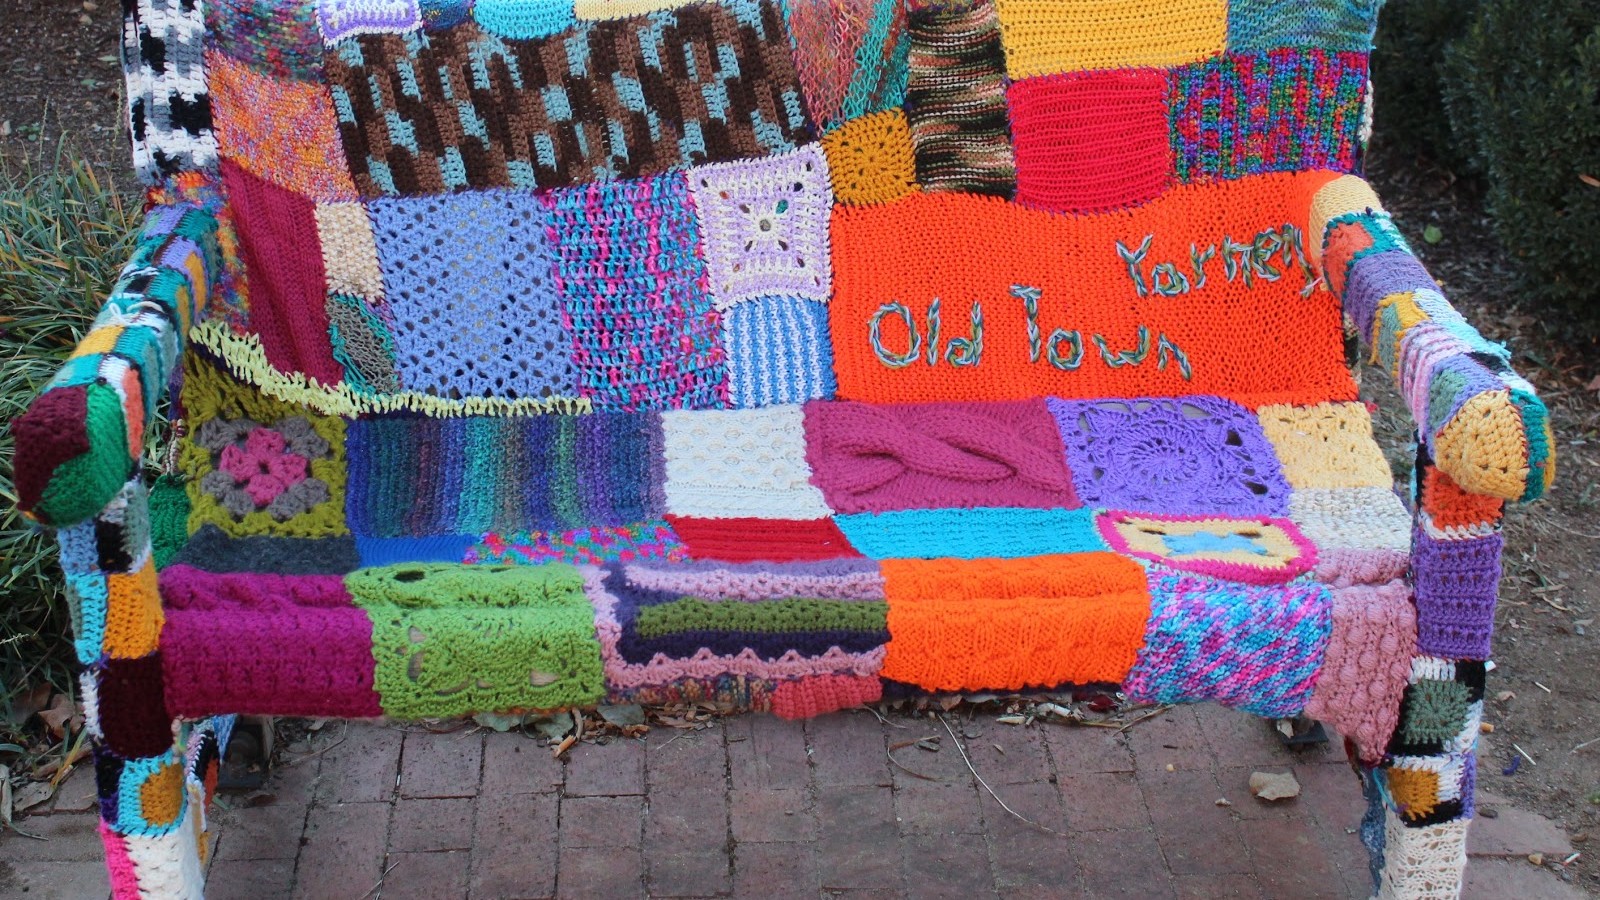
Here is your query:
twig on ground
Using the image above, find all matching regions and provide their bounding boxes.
[886,739,943,782]
[1571,736,1600,754]
[937,715,1065,836]
[355,861,401,900]
[1114,705,1174,735]
[1512,743,1538,766]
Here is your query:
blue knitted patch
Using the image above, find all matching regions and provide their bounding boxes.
[726,296,837,408]
[834,507,1106,560]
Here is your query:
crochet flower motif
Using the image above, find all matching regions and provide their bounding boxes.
[196,416,332,522]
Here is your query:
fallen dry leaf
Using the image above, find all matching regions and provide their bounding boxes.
[1580,174,1600,189]
[36,694,76,741]
[1248,771,1301,802]
[11,781,53,815]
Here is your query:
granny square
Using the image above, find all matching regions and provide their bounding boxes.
[690,146,835,309]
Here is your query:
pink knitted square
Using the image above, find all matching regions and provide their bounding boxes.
[803,399,1078,514]
[1304,579,1416,763]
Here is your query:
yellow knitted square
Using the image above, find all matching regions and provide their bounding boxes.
[314,203,385,299]
[1258,402,1394,489]
[73,326,125,359]
[104,562,164,659]
[821,109,921,207]
[994,0,1227,79]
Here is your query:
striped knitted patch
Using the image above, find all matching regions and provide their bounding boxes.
[725,297,837,408]
[904,1,1015,198]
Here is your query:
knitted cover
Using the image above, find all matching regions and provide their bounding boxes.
[7,1,1557,898]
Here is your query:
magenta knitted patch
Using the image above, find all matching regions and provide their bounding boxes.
[1303,579,1416,764]
[159,566,382,717]
[803,399,1078,514]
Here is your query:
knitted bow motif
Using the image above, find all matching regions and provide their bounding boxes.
[819,405,1074,496]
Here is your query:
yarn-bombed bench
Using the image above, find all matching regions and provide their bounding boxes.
[10,0,1554,897]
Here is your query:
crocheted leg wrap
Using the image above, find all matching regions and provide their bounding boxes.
[1368,451,1496,900]
[65,479,212,899]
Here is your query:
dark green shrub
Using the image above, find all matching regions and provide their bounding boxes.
[1,145,139,718]
[1370,0,1480,169]
[1443,0,1600,334]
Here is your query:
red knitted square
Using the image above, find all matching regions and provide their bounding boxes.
[1008,70,1173,214]
[665,516,862,563]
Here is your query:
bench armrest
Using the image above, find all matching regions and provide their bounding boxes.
[1309,176,1555,502]
[11,202,219,527]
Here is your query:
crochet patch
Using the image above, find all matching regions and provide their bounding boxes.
[724,296,838,408]
[179,356,348,540]
[546,173,729,411]
[347,412,663,537]
[159,567,382,717]
[993,0,1227,79]
[367,189,577,399]
[783,0,908,129]
[829,173,1354,407]
[1302,580,1415,764]
[467,522,688,567]
[205,51,357,201]
[820,108,920,207]
[1009,70,1173,214]
[347,563,605,717]
[880,553,1150,692]
[904,1,1016,198]
[1096,512,1317,585]
[318,0,422,43]
[1227,0,1381,53]
[834,507,1107,560]
[660,407,832,520]
[1049,395,1289,516]
[323,1,810,196]
[1169,50,1369,183]
[125,0,217,183]
[1258,402,1394,489]
[689,145,835,309]
[1124,572,1331,716]
[1411,529,1502,661]
[206,0,324,79]
[804,399,1076,515]
[313,203,384,300]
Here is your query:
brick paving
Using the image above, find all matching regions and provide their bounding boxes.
[1,705,1587,898]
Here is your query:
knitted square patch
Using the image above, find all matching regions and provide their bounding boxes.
[547,173,729,411]
[664,516,863,562]
[472,0,577,38]
[1289,486,1411,587]
[661,407,832,520]
[178,355,348,540]
[1227,0,1380,53]
[1049,396,1290,516]
[689,146,835,309]
[600,567,888,666]
[725,296,837,408]
[347,412,664,537]
[804,399,1076,515]
[468,522,687,567]
[367,188,577,399]
[125,0,217,183]
[834,507,1107,560]
[1169,50,1369,183]
[1258,402,1393,489]
[324,1,810,196]
[314,203,384,299]
[318,0,421,43]
[347,563,604,718]
[1009,70,1173,214]
[993,0,1226,79]
[1124,572,1331,717]
[821,109,920,207]
[325,292,401,394]
[1411,529,1502,660]
[880,553,1150,692]
[1096,512,1316,585]
[905,1,1016,198]
[785,0,909,129]
[1420,466,1503,537]
[159,567,383,717]
[206,0,324,79]
[206,51,357,201]
[1302,580,1415,764]
[221,161,344,386]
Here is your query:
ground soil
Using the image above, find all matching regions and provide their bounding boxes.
[3,1,1598,892]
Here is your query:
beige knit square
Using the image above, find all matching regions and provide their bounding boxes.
[574,0,698,20]
[994,0,1227,79]
[1258,402,1395,489]
[314,202,385,300]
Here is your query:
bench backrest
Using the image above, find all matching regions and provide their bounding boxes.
[119,0,1382,547]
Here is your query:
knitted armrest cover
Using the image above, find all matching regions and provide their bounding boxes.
[11,192,223,527]
[1309,176,1554,503]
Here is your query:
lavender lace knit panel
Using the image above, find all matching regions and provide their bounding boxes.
[1048,395,1291,516]
[366,189,577,399]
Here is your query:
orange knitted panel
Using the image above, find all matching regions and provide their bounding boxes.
[104,562,164,659]
[1421,467,1503,530]
[830,171,1355,408]
[880,553,1150,692]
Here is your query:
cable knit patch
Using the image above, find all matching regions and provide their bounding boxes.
[804,399,1077,514]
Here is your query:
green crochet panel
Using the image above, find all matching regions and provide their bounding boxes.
[346,563,605,718]
[633,597,889,638]
[1399,678,1472,745]
[148,475,191,570]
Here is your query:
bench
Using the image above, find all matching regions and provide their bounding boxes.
[10,0,1555,896]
